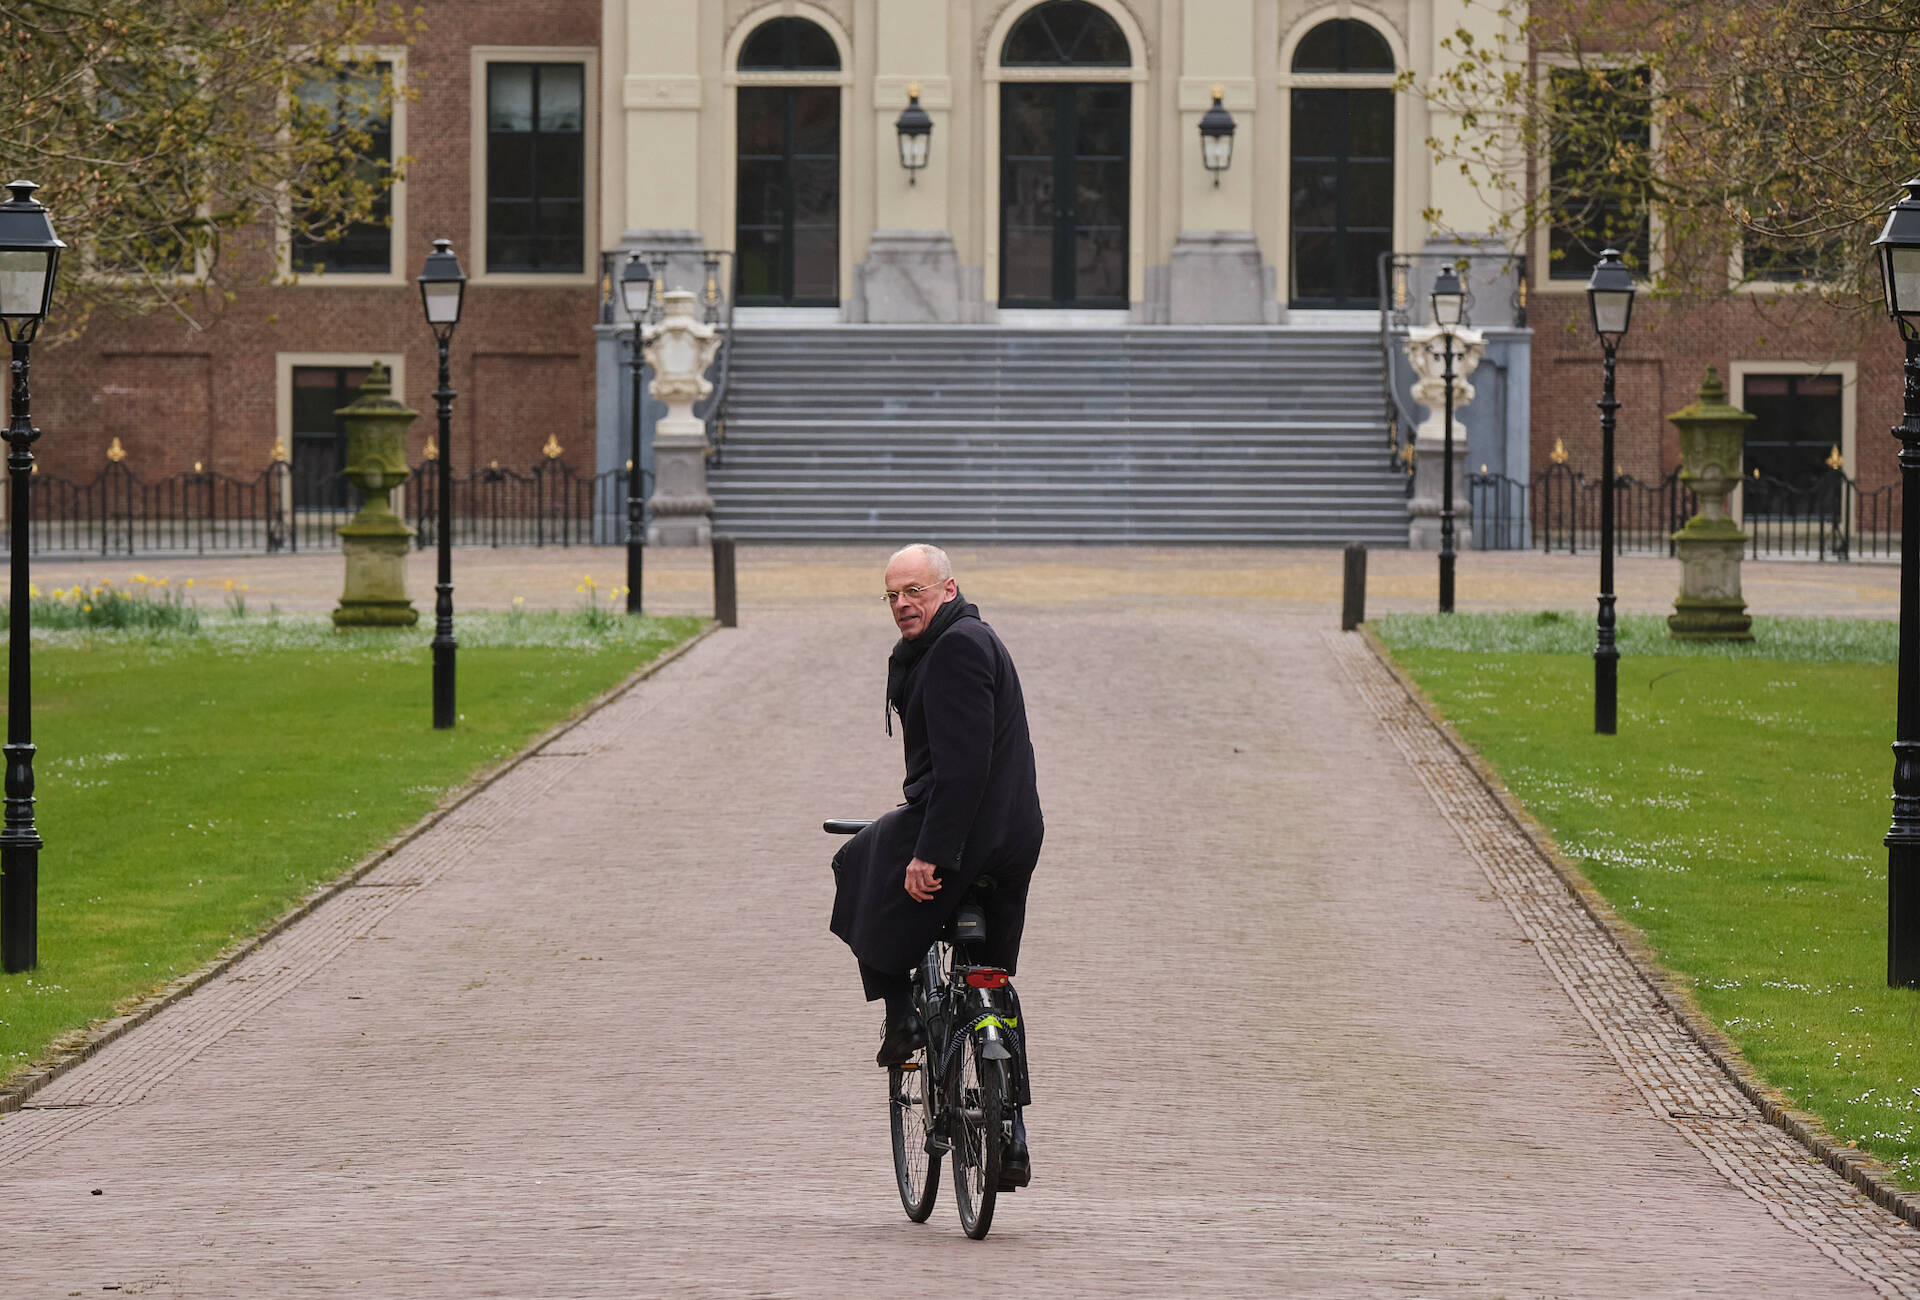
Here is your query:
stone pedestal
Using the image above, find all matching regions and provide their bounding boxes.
[1404,325,1486,550]
[332,362,419,627]
[643,290,723,546]
[860,229,963,323]
[1169,231,1269,324]
[1668,366,1756,640]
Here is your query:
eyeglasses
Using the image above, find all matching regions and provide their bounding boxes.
[882,583,941,604]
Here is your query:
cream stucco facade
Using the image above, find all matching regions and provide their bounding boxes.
[599,0,1515,323]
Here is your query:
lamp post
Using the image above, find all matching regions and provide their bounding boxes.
[1198,85,1236,186]
[621,253,655,614]
[1431,264,1466,613]
[895,84,932,185]
[1872,177,1920,986]
[417,238,466,731]
[1585,248,1637,736]
[0,180,64,974]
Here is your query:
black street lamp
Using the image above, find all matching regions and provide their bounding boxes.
[0,180,64,974]
[1873,177,1920,986]
[1431,263,1466,614]
[417,238,466,731]
[621,253,654,614]
[895,84,933,185]
[1585,247,1636,736]
[1198,85,1236,186]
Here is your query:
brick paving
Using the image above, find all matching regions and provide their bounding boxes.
[0,547,1915,1295]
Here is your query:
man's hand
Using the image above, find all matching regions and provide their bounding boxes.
[904,857,943,902]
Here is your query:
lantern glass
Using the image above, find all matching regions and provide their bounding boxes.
[0,249,54,321]
[1430,265,1465,329]
[1202,132,1233,174]
[1590,288,1633,339]
[1885,245,1920,320]
[899,130,930,171]
[621,258,654,318]
[421,278,462,325]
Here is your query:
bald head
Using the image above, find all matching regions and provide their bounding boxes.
[887,542,952,582]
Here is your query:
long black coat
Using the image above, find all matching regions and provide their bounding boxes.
[830,606,1043,976]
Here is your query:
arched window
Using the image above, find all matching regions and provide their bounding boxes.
[1291,19,1395,74]
[1289,19,1396,307]
[737,16,841,72]
[1002,1,1129,67]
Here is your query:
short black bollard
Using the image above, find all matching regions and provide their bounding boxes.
[712,534,738,628]
[1341,543,1367,632]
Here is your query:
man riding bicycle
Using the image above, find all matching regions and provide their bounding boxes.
[829,543,1044,1188]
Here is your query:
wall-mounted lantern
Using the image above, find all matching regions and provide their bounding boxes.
[1199,85,1236,186]
[895,83,933,184]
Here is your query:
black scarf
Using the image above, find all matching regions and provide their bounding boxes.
[885,591,976,735]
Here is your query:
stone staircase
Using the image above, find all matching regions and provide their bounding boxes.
[707,326,1409,544]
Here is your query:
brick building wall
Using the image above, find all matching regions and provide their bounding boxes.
[29,0,603,488]
[1529,292,1905,495]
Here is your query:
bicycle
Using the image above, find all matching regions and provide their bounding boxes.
[825,818,1029,1240]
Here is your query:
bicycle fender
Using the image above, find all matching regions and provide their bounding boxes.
[981,1037,1013,1061]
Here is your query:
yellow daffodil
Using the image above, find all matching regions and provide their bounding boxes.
[26,584,38,598]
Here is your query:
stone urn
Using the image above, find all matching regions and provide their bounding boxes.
[332,361,420,627]
[1404,325,1486,550]
[1667,366,1755,641]
[642,289,723,545]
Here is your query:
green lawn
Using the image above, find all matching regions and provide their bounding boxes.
[0,609,704,1085]
[1375,612,1920,1187]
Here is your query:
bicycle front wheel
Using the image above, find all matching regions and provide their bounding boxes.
[890,1055,939,1221]
[951,1037,1005,1240]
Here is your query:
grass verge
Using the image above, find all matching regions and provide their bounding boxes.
[1374,611,1920,1188]
[0,609,704,1086]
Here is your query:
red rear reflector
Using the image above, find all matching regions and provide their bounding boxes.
[966,968,1009,989]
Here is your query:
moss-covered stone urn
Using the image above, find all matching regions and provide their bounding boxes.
[332,361,420,628]
[1667,366,1755,640]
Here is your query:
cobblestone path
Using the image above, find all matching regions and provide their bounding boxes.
[2,584,1916,1295]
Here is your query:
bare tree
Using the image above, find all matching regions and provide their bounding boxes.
[1409,0,1920,311]
[0,0,422,335]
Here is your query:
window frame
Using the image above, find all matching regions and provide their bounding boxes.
[470,46,600,285]
[281,46,410,288]
[1530,52,1663,296]
[1276,9,1406,317]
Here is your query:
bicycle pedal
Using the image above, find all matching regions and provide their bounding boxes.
[924,1133,952,1156]
[897,1061,919,1072]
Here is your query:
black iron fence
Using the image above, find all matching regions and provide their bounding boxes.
[0,456,640,556]
[1469,461,1899,561]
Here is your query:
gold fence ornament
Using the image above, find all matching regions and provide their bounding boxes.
[1827,444,1845,470]
[542,434,564,460]
[422,435,438,461]
[105,437,127,463]
[1550,438,1569,464]
[269,438,289,464]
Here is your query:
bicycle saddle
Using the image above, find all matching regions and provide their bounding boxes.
[823,818,874,835]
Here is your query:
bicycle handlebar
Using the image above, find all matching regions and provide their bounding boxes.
[823,818,874,835]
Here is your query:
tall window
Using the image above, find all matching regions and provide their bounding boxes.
[1547,65,1652,280]
[95,61,196,276]
[486,62,586,273]
[1288,20,1396,308]
[735,17,842,306]
[291,63,394,275]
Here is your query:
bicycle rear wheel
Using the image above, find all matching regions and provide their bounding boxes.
[951,1037,1005,1240]
[889,1055,939,1221]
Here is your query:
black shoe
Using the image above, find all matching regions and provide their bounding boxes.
[875,1013,926,1068]
[997,1137,1031,1190]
